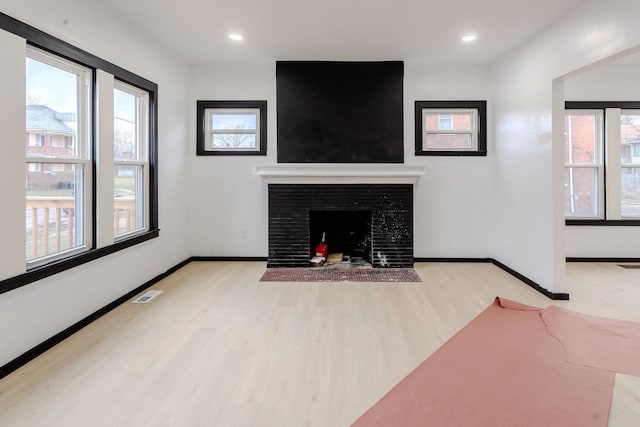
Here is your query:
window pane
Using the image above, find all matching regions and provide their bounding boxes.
[212,113,257,130]
[114,165,144,236]
[26,58,80,159]
[565,167,599,217]
[620,113,640,165]
[114,88,138,161]
[425,113,472,132]
[212,133,257,149]
[26,163,84,260]
[114,82,148,238]
[564,114,598,164]
[26,49,89,264]
[425,133,472,150]
[621,167,640,217]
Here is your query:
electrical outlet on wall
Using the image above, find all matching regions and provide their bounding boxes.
[241,227,248,239]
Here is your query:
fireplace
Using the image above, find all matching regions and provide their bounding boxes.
[268,184,413,268]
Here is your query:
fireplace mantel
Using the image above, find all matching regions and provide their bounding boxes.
[254,164,425,184]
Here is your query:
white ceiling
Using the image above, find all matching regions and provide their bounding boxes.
[102,0,585,65]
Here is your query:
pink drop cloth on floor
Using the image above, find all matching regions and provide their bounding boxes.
[352,297,640,427]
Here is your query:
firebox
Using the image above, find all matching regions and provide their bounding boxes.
[309,210,372,264]
[268,184,413,268]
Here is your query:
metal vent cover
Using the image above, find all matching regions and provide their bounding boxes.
[132,290,163,303]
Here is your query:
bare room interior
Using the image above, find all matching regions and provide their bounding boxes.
[1,0,640,425]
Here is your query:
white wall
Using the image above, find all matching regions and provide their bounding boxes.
[564,61,640,257]
[188,62,493,259]
[565,61,640,101]
[189,62,275,256]
[406,64,492,258]
[0,1,192,366]
[490,0,640,293]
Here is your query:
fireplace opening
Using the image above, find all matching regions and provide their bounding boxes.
[309,210,372,266]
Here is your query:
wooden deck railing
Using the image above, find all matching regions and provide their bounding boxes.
[26,196,136,259]
[114,198,137,236]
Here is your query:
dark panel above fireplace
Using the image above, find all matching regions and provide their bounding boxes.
[268,184,413,268]
[276,61,404,163]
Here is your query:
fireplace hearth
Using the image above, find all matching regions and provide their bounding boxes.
[268,184,413,268]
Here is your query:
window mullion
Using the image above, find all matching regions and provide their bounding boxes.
[96,70,116,248]
[565,163,599,168]
[211,130,255,135]
[605,108,622,220]
[26,157,86,164]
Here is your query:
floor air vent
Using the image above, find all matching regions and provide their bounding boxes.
[132,290,163,303]
[618,265,640,269]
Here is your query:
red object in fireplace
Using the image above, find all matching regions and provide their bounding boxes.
[315,232,328,260]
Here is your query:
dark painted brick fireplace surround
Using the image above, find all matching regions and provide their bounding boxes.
[268,184,413,268]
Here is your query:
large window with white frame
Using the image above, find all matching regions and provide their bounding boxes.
[26,47,92,265]
[565,102,640,223]
[0,10,159,295]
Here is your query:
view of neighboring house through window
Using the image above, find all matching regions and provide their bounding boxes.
[424,110,476,150]
[26,47,91,264]
[114,81,149,238]
[565,103,640,221]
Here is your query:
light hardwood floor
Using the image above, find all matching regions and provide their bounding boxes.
[0,262,639,426]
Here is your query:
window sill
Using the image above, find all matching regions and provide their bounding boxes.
[565,219,640,226]
[196,149,267,156]
[415,150,487,157]
[0,229,159,295]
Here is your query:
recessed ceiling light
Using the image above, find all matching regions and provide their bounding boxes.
[462,35,477,42]
[229,34,243,41]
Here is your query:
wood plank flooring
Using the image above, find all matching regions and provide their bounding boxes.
[0,261,638,426]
